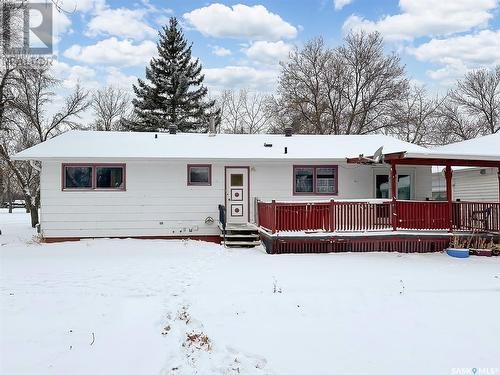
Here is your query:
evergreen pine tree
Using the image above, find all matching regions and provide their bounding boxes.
[130,17,218,132]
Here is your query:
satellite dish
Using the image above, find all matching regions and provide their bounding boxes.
[353,146,384,164]
[372,146,384,163]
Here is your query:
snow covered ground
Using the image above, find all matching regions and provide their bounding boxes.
[1,209,499,375]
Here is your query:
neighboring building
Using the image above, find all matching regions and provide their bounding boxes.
[432,133,500,202]
[431,166,447,201]
[13,130,432,242]
[433,167,499,202]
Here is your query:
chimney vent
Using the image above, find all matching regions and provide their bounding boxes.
[155,134,158,139]
[209,116,216,135]
[284,126,292,137]
[169,124,177,135]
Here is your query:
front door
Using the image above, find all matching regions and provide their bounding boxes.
[225,167,249,224]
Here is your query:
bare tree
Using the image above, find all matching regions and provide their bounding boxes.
[218,90,245,133]
[269,32,407,135]
[0,67,89,226]
[217,89,270,134]
[269,38,335,134]
[241,91,269,133]
[1,1,27,134]
[387,85,444,146]
[91,86,130,131]
[448,65,500,136]
[432,99,482,144]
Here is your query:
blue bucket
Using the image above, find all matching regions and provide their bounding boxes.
[446,248,470,258]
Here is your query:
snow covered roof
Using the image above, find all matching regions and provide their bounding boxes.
[12,130,430,161]
[403,133,500,162]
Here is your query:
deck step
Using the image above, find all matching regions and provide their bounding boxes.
[218,223,259,232]
[223,240,262,247]
[219,222,261,248]
[220,233,260,239]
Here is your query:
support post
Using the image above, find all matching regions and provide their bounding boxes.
[445,164,453,232]
[498,167,500,202]
[390,161,397,231]
[271,200,276,234]
[329,199,335,232]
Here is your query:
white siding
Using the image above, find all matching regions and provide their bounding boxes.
[452,167,499,202]
[40,159,432,238]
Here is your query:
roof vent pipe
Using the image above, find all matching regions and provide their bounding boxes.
[169,124,177,135]
[284,126,292,137]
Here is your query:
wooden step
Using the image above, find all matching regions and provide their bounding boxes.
[220,233,260,239]
[218,222,259,232]
[223,240,261,247]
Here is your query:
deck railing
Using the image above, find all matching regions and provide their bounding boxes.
[452,201,500,232]
[258,200,392,233]
[396,201,450,230]
[257,199,500,233]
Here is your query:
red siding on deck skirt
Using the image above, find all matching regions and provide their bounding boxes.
[43,235,222,244]
[260,233,452,254]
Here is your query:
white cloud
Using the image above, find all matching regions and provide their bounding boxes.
[51,5,72,36]
[210,45,232,57]
[342,0,498,41]
[51,60,99,89]
[426,59,469,85]
[104,67,137,92]
[64,37,156,67]
[59,0,106,13]
[184,3,297,41]
[140,0,173,25]
[87,8,156,39]
[408,30,500,84]
[334,0,354,11]
[243,40,292,65]
[409,30,500,66]
[204,66,278,92]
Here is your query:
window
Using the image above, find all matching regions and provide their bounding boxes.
[187,165,211,186]
[62,164,126,190]
[375,175,390,199]
[374,173,412,200]
[295,168,314,193]
[316,167,336,193]
[293,166,338,195]
[65,166,92,189]
[230,173,243,187]
[397,174,411,200]
[96,166,124,189]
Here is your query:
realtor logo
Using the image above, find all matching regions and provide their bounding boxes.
[2,2,53,55]
[452,368,500,375]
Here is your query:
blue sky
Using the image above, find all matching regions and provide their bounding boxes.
[48,0,500,95]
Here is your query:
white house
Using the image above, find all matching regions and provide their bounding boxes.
[13,130,433,243]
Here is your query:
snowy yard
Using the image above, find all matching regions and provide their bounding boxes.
[1,210,499,375]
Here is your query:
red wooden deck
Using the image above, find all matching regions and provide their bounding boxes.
[257,200,500,233]
[256,200,500,254]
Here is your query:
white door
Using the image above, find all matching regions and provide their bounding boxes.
[225,167,249,224]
